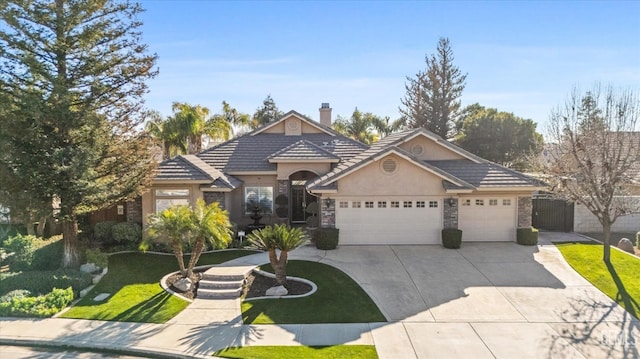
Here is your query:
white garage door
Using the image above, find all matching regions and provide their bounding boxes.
[335,198,442,245]
[458,197,517,242]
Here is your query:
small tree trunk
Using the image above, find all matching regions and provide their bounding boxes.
[172,240,186,275]
[26,212,36,236]
[273,250,288,285]
[36,216,47,237]
[602,221,611,263]
[186,239,205,277]
[62,219,80,268]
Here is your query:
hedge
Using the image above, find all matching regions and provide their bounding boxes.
[442,228,462,249]
[516,227,539,245]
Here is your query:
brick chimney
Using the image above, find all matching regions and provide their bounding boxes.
[319,103,332,127]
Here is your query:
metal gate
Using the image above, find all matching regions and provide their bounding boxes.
[532,197,574,232]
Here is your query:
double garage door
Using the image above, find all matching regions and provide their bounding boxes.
[335,196,519,244]
[335,197,442,245]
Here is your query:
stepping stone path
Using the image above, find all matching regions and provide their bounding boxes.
[93,293,110,301]
[197,265,255,299]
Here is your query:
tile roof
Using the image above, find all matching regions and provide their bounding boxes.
[198,133,366,172]
[267,140,340,162]
[154,156,213,181]
[427,160,541,188]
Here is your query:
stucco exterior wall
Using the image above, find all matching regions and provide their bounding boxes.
[335,155,447,197]
[276,162,331,180]
[574,197,640,233]
[399,137,465,161]
[229,175,278,227]
[141,183,204,227]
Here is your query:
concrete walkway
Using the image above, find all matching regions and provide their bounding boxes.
[1,232,639,358]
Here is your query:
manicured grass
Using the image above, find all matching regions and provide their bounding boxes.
[215,345,378,359]
[241,260,386,324]
[60,250,256,323]
[555,242,640,319]
[579,232,639,256]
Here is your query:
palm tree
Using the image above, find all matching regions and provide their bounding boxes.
[142,205,193,275]
[333,108,379,145]
[247,224,308,285]
[185,199,233,277]
[170,102,211,154]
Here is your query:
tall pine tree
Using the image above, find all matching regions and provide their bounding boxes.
[400,37,467,138]
[0,0,158,267]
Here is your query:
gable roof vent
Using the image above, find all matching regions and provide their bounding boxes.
[381,157,397,174]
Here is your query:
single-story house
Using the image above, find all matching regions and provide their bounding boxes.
[141,104,543,244]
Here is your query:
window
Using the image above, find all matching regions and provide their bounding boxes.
[390,201,399,208]
[245,186,273,214]
[155,188,190,213]
[378,201,387,208]
[365,201,374,208]
[429,201,438,208]
[489,199,498,206]
[416,201,425,208]
[339,201,349,208]
[475,199,484,206]
[503,199,511,206]
[403,201,412,208]
[352,201,361,208]
[462,199,470,206]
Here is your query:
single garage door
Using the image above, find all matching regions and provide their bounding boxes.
[458,197,517,241]
[335,197,442,245]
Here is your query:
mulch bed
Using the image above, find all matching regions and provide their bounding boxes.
[164,269,312,300]
[242,271,312,299]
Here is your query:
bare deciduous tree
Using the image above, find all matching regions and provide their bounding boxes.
[543,85,639,262]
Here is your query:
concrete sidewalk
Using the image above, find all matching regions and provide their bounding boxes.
[1,233,639,358]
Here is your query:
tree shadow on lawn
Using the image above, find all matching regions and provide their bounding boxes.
[112,290,175,323]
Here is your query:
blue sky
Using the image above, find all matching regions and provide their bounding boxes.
[139,1,640,131]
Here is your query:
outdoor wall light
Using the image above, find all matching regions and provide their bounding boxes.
[324,197,334,207]
[447,198,455,206]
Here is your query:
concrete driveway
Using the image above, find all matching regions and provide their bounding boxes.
[289,232,639,358]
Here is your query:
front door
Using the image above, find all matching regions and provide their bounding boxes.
[291,185,307,223]
[290,185,319,224]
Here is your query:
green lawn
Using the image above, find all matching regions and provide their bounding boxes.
[241,260,386,324]
[215,345,378,359]
[555,242,640,319]
[60,250,256,323]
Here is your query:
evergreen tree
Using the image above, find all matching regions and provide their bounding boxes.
[400,37,467,138]
[455,104,544,170]
[0,0,158,267]
[252,95,284,129]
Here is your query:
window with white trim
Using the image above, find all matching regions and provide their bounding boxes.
[339,201,349,208]
[416,201,425,208]
[352,201,361,208]
[403,201,412,208]
[476,199,484,206]
[429,201,438,208]
[390,201,399,208]
[155,189,190,213]
[462,199,470,206]
[489,199,498,206]
[378,201,387,208]
[503,199,511,206]
[365,201,374,208]
[245,186,273,214]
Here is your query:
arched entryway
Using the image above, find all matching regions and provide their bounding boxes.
[289,171,319,225]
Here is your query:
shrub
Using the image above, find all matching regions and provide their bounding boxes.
[441,228,462,249]
[0,269,92,297]
[2,234,38,271]
[0,224,27,245]
[111,222,142,245]
[30,235,63,270]
[636,231,640,248]
[517,227,539,245]
[0,287,74,318]
[93,221,117,243]
[314,228,339,250]
[85,248,109,268]
[0,289,31,303]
